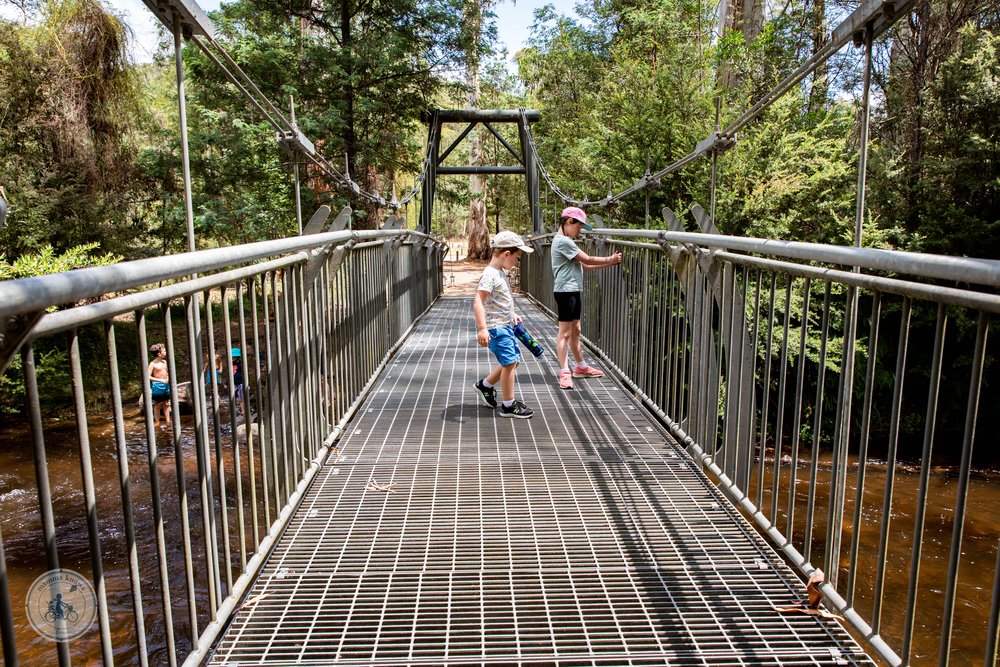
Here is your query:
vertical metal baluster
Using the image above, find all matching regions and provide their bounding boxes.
[303,266,319,453]
[238,281,261,545]
[872,297,912,635]
[202,289,223,495]
[184,294,219,616]
[720,262,736,479]
[704,258,717,452]
[826,282,861,588]
[323,261,337,429]
[986,533,1000,667]
[273,270,292,492]
[670,257,681,421]
[284,265,306,482]
[283,266,300,482]
[22,344,71,667]
[728,264,742,481]
[104,322,149,666]
[284,268,302,482]
[748,270,762,503]
[344,254,355,415]
[939,312,989,665]
[787,278,812,540]
[330,260,351,423]
[847,292,881,605]
[901,303,947,662]
[317,260,331,429]
[0,521,14,667]
[664,257,673,415]
[310,264,323,445]
[67,328,114,663]
[639,249,650,392]
[804,282,831,563]
[250,277,272,530]
[329,259,343,424]
[697,259,708,448]
[162,306,199,640]
[685,256,699,446]
[714,261,727,466]
[759,273,777,513]
[265,272,286,510]
[222,286,247,572]
[206,289,233,596]
[136,311,178,667]
[679,257,690,425]
[654,252,667,407]
[295,265,313,458]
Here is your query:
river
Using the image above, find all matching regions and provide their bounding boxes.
[0,407,996,665]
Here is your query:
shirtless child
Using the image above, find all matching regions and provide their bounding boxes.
[148,343,171,428]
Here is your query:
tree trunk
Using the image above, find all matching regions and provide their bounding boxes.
[808,0,828,112]
[464,0,490,260]
[340,0,367,228]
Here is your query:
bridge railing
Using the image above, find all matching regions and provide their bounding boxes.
[522,226,1000,667]
[0,228,444,666]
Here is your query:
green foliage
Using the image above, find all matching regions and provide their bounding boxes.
[0,0,146,261]
[0,242,121,280]
[517,0,715,223]
[715,95,857,243]
[0,348,69,416]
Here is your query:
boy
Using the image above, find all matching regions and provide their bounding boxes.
[551,206,622,389]
[148,343,171,428]
[473,230,535,419]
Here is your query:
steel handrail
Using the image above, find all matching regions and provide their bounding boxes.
[529,229,1000,287]
[0,228,443,320]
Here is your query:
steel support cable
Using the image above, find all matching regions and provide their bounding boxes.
[203,35,293,130]
[518,27,865,211]
[190,34,435,211]
[192,36,285,133]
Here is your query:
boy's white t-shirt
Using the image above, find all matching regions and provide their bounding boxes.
[477,265,515,329]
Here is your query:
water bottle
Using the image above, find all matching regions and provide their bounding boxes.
[513,323,544,357]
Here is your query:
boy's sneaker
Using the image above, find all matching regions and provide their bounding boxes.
[499,401,534,419]
[474,380,497,408]
[573,364,605,379]
[559,370,573,389]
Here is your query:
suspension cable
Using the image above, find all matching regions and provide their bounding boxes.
[187,34,433,211]
[518,4,886,212]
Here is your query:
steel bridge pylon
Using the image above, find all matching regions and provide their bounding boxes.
[419,109,543,236]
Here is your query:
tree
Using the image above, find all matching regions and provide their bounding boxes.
[464,0,490,259]
[242,0,469,229]
[0,0,145,260]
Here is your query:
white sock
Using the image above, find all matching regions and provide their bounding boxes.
[502,399,513,408]
[561,367,570,374]
[482,378,494,388]
[577,360,589,369]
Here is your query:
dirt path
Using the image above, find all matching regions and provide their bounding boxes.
[442,258,488,296]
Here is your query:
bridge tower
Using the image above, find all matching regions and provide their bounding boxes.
[419,109,542,236]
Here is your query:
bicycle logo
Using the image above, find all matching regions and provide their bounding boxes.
[25,569,96,642]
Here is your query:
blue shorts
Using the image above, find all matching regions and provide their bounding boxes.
[488,325,521,366]
[150,381,171,403]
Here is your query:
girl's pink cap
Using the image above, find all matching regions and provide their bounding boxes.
[560,206,593,230]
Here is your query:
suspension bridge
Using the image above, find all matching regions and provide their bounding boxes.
[0,0,999,665]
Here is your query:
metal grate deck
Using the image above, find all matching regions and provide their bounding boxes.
[209,296,873,666]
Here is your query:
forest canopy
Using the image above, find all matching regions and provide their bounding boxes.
[0,0,997,267]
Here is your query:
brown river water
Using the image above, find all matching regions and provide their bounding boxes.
[0,407,996,665]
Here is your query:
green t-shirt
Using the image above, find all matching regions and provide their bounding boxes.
[551,234,583,292]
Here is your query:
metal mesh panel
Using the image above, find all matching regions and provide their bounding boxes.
[209,297,872,666]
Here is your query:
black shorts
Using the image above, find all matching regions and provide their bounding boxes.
[554,291,582,322]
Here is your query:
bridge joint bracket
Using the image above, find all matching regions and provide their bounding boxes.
[0,309,44,376]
